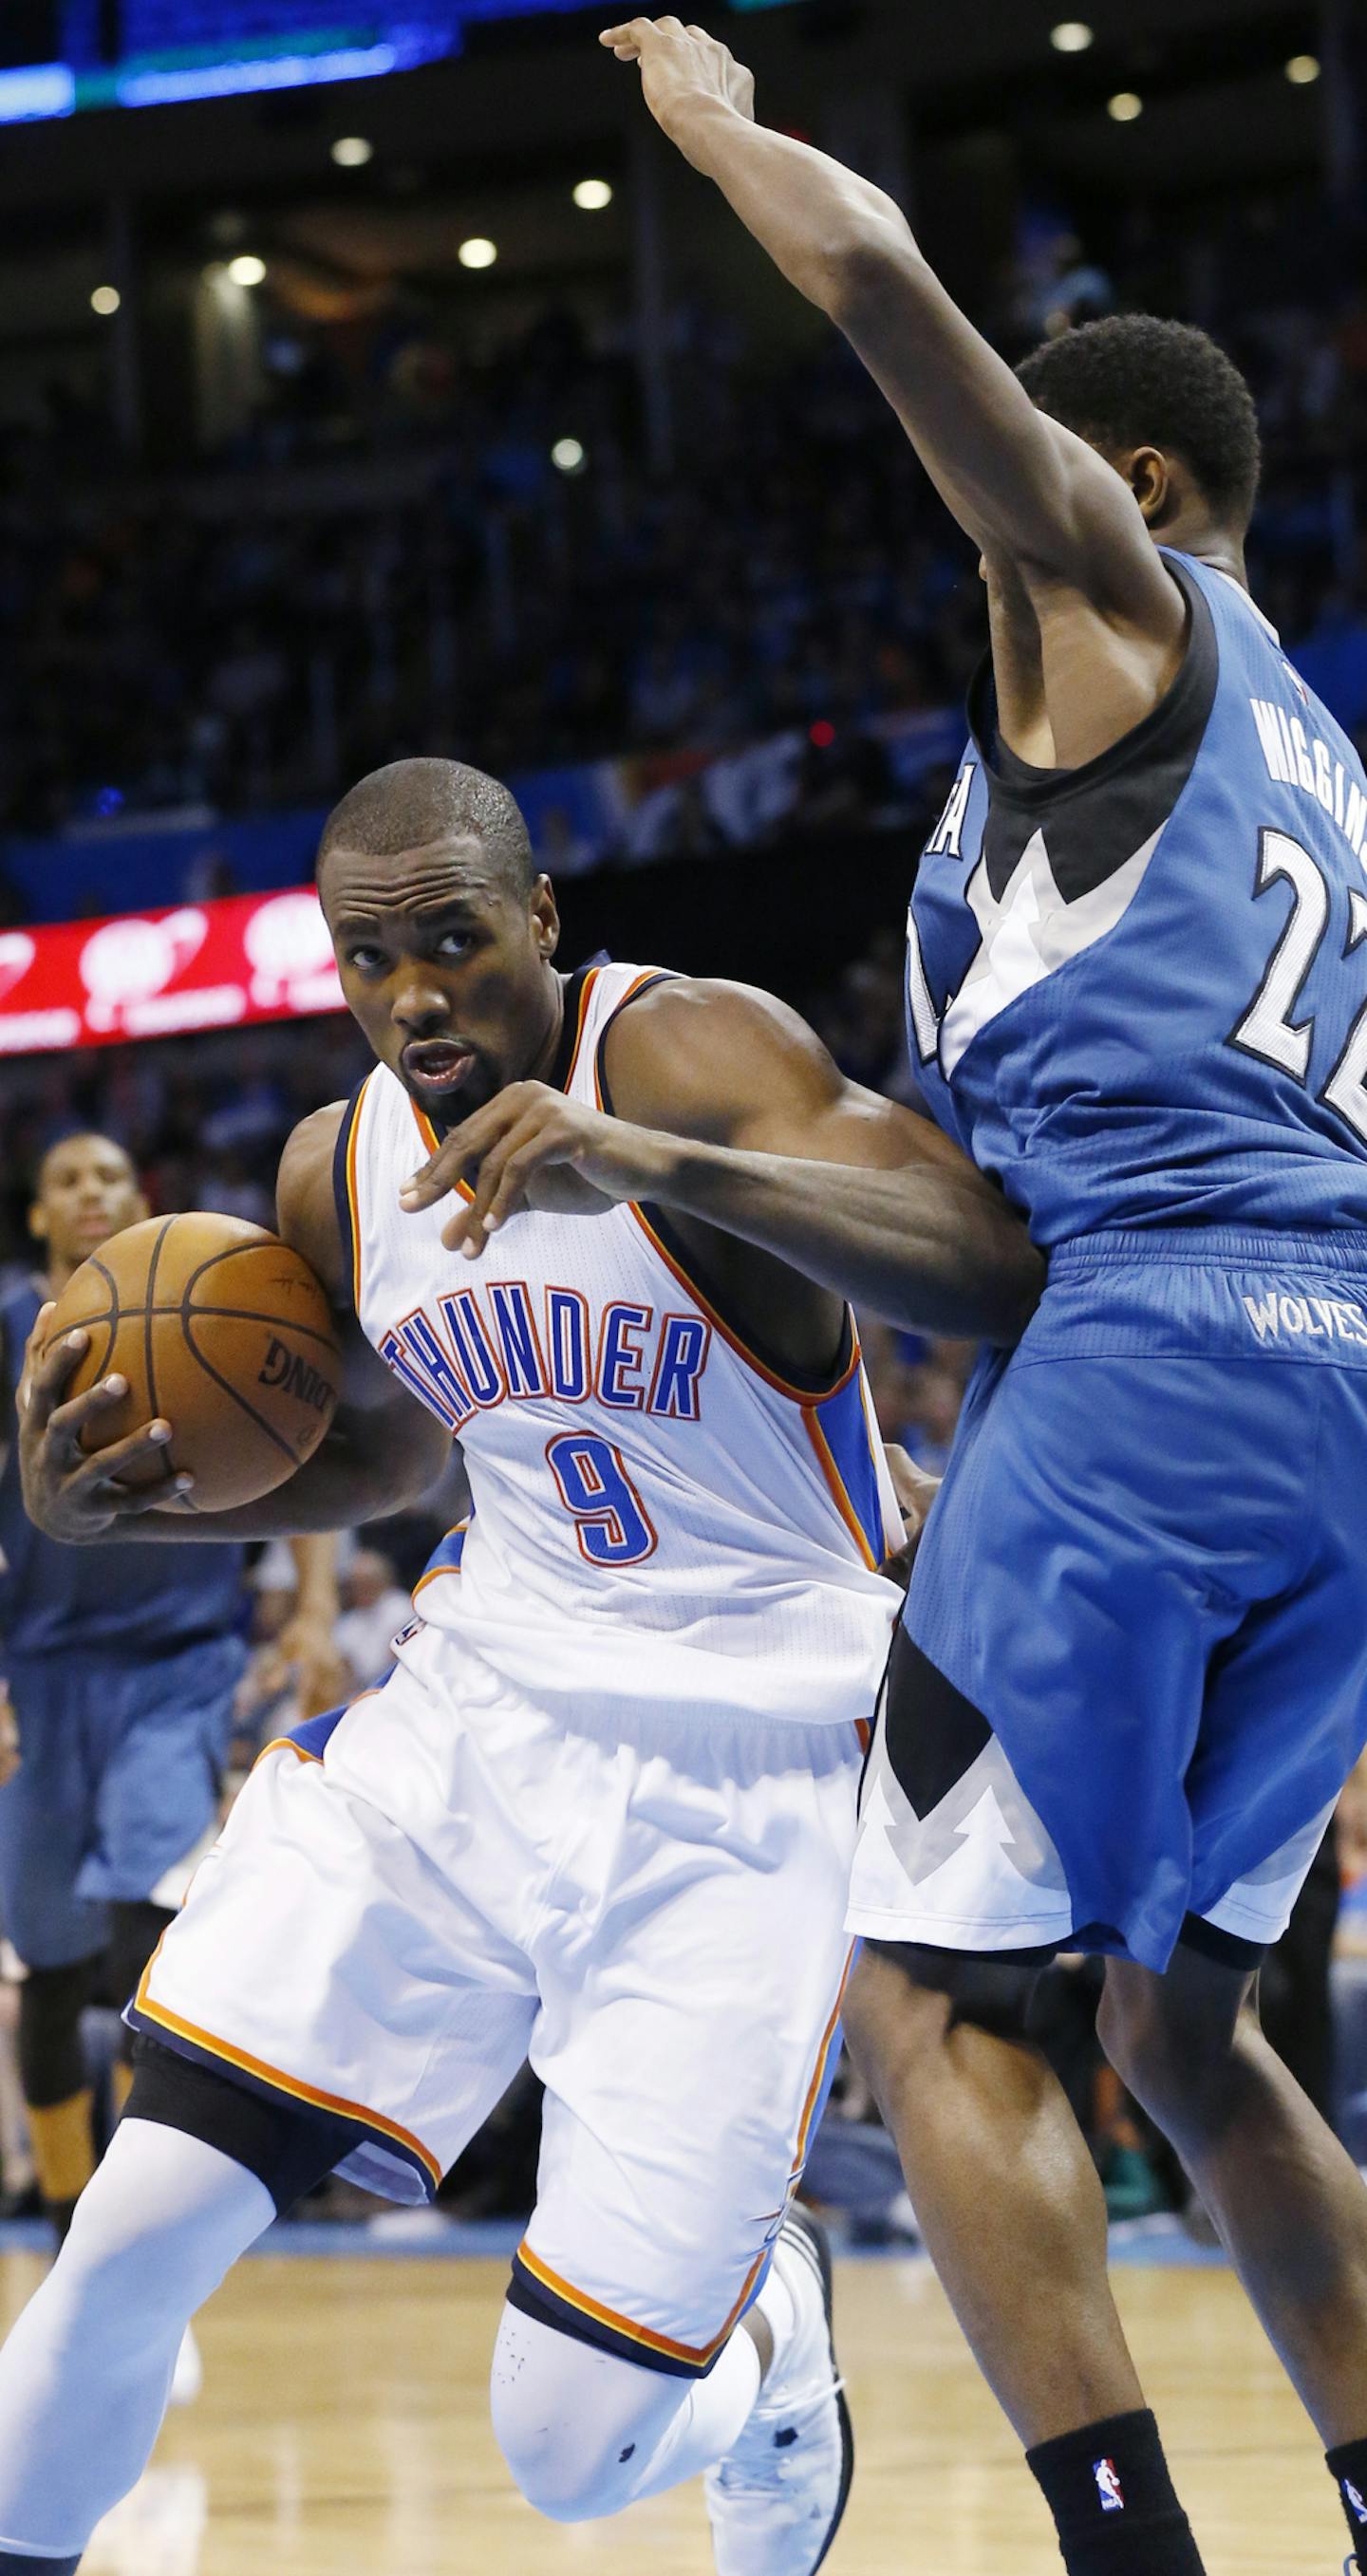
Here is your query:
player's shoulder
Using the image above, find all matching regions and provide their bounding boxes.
[600,973,837,1127]
[277,1101,350,1309]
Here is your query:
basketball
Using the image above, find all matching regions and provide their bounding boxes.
[44,1213,342,1513]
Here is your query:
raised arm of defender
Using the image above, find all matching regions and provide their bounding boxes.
[400,977,1042,1343]
[600,20,1184,670]
[17,1104,450,1546]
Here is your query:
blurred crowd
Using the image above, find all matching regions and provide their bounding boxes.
[0,193,1365,850]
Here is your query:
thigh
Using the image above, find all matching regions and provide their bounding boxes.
[517,1715,860,2377]
[0,1664,107,1969]
[131,1664,540,2208]
[850,1353,1314,1973]
[91,1635,246,1908]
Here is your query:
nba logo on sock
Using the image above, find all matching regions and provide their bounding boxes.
[1094,2457,1125,2513]
[1345,2478,1367,2525]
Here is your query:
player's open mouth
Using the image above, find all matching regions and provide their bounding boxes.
[402,1040,477,1095]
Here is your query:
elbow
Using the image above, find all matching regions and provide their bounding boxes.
[822,226,924,329]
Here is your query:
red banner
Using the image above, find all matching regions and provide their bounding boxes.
[0,887,347,1055]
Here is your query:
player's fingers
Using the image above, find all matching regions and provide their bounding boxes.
[105,1469,196,1519]
[20,1321,87,1427]
[442,1120,547,1256]
[70,1419,177,1493]
[44,1371,139,1455]
[399,1137,474,1211]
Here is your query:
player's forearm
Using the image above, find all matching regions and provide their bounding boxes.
[671,99,1101,574]
[648,1135,1042,1343]
[289,1531,341,1621]
[98,1411,440,1544]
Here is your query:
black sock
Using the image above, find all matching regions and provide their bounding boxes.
[45,2194,79,2249]
[1326,2437,1367,2567]
[0,2559,81,2571]
[1026,2410,1207,2573]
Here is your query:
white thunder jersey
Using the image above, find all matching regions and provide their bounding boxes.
[338,961,902,1728]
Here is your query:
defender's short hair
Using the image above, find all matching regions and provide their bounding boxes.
[1016,314,1262,531]
[317,757,535,894]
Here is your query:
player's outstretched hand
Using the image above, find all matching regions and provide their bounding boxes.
[400,1080,676,1260]
[16,1305,193,1541]
[598,18,755,151]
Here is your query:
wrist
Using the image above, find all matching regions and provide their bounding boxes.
[662,89,751,171]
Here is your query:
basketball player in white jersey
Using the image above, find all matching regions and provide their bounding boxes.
[2,758,1038,2576]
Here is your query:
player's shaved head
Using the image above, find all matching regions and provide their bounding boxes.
[317,758,535,895]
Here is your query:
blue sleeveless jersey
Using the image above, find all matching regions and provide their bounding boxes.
[907,551,1367,1246]
[0,1280,246,1662]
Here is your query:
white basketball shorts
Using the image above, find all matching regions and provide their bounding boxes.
[131,1619,862,2375]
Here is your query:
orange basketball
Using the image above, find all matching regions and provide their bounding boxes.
[44,1213,341,1514]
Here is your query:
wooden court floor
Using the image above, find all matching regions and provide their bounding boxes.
[0,2249,1349,2573]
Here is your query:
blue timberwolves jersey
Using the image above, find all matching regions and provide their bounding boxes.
[0,1280,246,1660]
[908,551,1367,1245]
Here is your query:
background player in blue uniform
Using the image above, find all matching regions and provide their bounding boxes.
[456,21,1367,2575]
[0,1134,342,2247]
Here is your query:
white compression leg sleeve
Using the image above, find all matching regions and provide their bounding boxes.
[0,2118,273,2558]
[490,2302,762,2525]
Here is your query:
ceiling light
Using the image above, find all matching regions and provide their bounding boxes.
[459,236,497,271]
[1107,91,1143,121]
[1284,53,1320,84]
[90,285,121,316]
[552,438,586,475]
[1050,22,1094,52]
[331,134,374,166]
[227,253,267,286]
[572,177,613,211]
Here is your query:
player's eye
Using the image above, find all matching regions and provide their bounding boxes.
[436,931,474,959]
[346,944,387,975]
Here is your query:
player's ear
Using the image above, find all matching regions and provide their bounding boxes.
[28,1201,47,1245]
[131,1189,151,1225]
[531,874,560,961]
[1126,445,1173,526]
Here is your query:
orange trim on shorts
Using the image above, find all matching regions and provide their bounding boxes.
[801,1406,879,1573]
[627,1204,862,1409]
[132,1964,443,2192]
[515,2241,770,2371]
[790,1948,855,2179]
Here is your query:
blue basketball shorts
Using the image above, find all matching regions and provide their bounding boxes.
[848,1231,1367,1973]
[0,1631,245,1970]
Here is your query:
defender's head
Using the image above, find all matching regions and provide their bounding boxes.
[316,757,560,1122]
[1016,313,1262,549]
[29,1133,146,1279]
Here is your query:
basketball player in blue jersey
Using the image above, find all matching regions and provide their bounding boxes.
[0,1134,340,2404]
[0,762,1037,2574]
[459,20,1367,2572]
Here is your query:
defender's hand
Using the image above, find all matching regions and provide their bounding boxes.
[400,1081,676,1260]
[599,18,756,151]
[15,1306,192,1542]
[880,1443,940,1592]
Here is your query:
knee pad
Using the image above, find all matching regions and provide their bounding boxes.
[490,2304,676,2524]
[866,1938,1047,2043]
[17,1962,95,2109]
